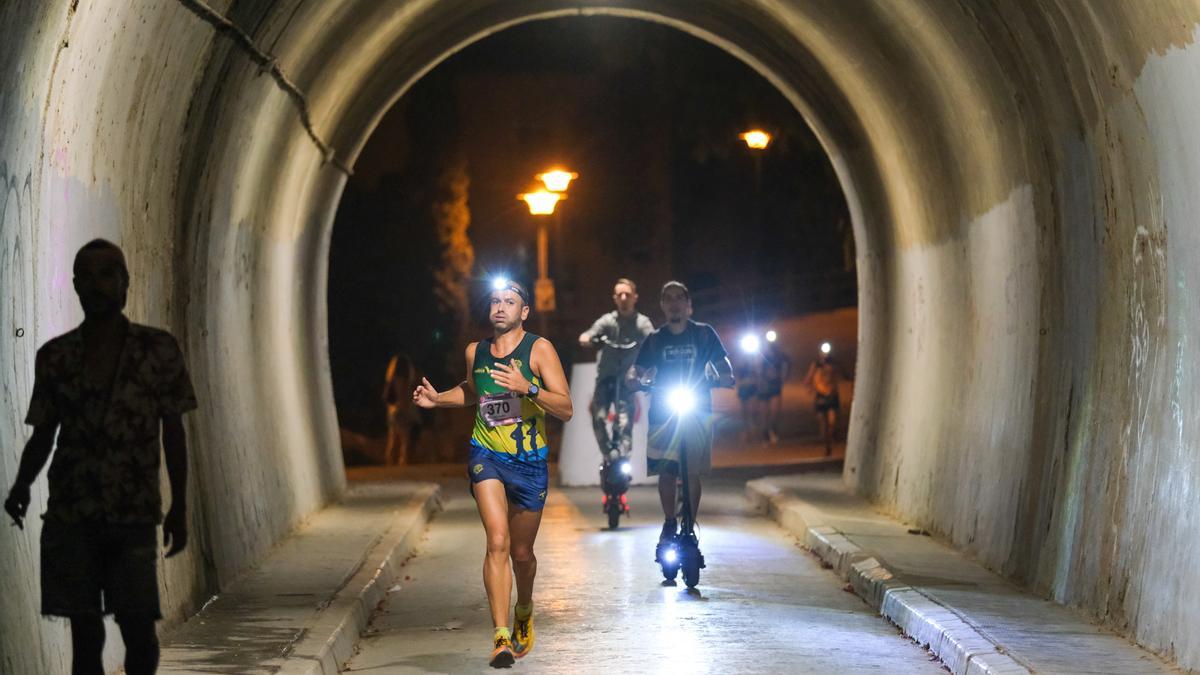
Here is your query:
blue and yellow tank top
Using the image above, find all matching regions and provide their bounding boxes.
[470,333,548,462]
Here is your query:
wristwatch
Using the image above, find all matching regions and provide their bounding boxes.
[526,383,540,398]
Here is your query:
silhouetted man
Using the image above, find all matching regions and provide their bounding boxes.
[4,239,196,675]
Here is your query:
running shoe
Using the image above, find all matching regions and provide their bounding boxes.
[512,612,535,659]
[490,635,515,668]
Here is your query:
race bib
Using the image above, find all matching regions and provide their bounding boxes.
[480,392,523,428]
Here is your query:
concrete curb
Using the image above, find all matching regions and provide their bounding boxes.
[746,480,1029,675]
[278,483,443,675]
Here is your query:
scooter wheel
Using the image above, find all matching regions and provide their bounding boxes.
[607,503,621,530]
[661,563,679,582]
[683,556,701,588]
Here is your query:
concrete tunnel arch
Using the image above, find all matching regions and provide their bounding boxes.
[3,1,1200,672]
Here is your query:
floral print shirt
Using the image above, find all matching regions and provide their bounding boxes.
[25,319,197,524]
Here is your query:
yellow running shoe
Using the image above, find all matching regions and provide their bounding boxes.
[512,612,535,659]
[490,635,515,668]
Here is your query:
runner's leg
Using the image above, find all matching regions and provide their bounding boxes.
[508,506,544,607]
[473,479,513,628]
[115,612,159,675]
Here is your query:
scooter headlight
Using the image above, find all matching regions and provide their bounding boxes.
[619,460,633,475]
[667,387,696,415]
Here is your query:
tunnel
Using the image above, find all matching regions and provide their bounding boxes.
[2,0,1200,671]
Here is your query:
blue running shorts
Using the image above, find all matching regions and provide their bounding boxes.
[467,444,549,512]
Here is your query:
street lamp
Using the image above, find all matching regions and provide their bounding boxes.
[518,189,564,215]
[739,129,772,150]
[536,169,578,193]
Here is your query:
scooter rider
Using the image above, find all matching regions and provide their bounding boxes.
[627,281,733,548]
[578,278,654,458]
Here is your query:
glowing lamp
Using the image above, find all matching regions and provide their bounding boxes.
[663,548,678,563]
[740,334,761,354]
[518,190,563,215]
[739,129,772,150]
[537,169,578,193]
[765,330,778,343]
[821,342,832,355]
[491,277,510,291]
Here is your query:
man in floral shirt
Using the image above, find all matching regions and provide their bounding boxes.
[4,239,196,675]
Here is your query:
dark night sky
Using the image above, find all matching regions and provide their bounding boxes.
[330,17,851,446]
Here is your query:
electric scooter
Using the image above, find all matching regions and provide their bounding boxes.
[592,334,639,529]
[644,375,714,589]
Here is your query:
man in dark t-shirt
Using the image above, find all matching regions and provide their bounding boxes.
[629,281,733,546]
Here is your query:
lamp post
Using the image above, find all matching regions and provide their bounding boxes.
[517,189,564,335]
[517,168,578,335]
[740,130,771,274]
[739,129,772,226]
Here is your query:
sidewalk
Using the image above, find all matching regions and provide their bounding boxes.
[158,481,441,675]
[746,472,1178,675]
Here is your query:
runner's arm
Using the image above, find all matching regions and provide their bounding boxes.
[413,344,474,408]
[528,338,573,421]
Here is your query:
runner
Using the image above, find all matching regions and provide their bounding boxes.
[803,344,841,456]
[412,279,572,668]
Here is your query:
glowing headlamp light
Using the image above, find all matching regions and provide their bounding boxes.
[663,547,678,563]
[739,334,761,354]
[765,330,778,343]
[619,460,633,475]
[820,342,832,355]
[491,276,510,291]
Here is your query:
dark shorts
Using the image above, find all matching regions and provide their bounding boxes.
[814,392,841,412]
[467,445,549,512]
[758,380,783,400]
[647,418,713,477]
[737,384,758,402]
[40,520,161,618]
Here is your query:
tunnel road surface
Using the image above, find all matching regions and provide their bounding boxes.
[344,478,946,673]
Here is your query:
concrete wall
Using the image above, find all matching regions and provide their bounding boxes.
[2,0,1199,671]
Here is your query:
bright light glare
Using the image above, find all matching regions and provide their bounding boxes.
[663,548,678,563]
[620,461,633,475]
[821,342,832,354]
[537,169,578,192]
[739,129,772,150]
[667,387,696,415]
[740,334,761,354]
[491,277,510,291]
[518,190,563,215]
[765,330,778,343]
